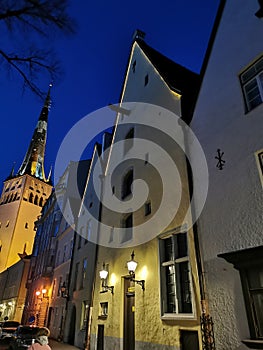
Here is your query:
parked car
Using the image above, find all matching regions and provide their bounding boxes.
[8,326,40,349]
[0,321,20,339]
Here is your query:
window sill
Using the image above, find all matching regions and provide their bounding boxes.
[98,315,108,320]
[161,313,196,321]
[242,339,263,349]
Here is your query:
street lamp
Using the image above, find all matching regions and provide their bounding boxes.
[36,289,49,300]
[127,251,145,291]
[99,263,114,294]
[60,282,68,298]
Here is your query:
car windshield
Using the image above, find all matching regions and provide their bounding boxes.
[2,321,20,328]
[18,327,40,335]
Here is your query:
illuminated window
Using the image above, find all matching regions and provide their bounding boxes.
[240,56,263,112]
[159,232,193,316]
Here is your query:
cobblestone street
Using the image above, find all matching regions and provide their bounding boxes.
[49,339,82,350]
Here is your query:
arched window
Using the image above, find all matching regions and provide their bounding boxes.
[34,195,39,206]
[29,192,34,203]
[122,168,133,199]
[39,197,44,207]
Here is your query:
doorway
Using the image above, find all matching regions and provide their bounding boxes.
[123,277,135,350]
[97,324,104,350]
[180,330,199,350]
[68,305,76,345]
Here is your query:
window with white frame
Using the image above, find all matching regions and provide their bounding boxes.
[219,246,263,344]
[240,56,263,112]
[255,149,263,188]
[159,232,193,316]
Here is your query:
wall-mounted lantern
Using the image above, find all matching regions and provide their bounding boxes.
[99,263,114,294]
[59,282,68,298]
[127,251,145,291]
[36,289,49,300]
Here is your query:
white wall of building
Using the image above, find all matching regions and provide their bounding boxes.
[190,1,263,349]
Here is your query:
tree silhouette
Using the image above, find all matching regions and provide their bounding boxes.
[0,0,75,98]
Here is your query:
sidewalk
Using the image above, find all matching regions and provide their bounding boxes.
[49,339,82,350]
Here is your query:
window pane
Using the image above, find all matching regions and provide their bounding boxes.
[178,262,192,313]
[164,237,174,261]
[241,57,263,111]
[251,292,263,338]
[160,232,192,315]
[165,264,177,313]
[175,233,187,258]
[247,268,263,288]
[244,79,262,110]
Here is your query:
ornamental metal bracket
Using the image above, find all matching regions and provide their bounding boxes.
[200,313,216,350]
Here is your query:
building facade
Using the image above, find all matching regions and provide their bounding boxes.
[190,1,263,349]
[89,34,204,350]
[22,192,59,327]
[0,256,30,322]
[23,160,91,339]
[64,143,109,349]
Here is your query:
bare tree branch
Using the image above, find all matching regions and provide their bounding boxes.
[0,0,76,98]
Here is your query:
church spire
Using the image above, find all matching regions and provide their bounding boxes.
[16,84,52,183]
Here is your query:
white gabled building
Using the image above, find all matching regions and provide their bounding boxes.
[190,1,263,349]
[89,32,204,350]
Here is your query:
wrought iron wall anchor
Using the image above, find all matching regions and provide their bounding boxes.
[215,149,225,170]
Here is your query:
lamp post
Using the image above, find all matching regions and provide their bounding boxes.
[127,251,145,291]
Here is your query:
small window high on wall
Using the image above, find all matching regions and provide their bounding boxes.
[240,55,263,112]
[122,168,133,199]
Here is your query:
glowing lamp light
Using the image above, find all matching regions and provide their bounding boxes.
[35,291,41,296]
[127,251,145,291]
[99,263,114,294]
[127,251,138,275]
[99,263,109,280]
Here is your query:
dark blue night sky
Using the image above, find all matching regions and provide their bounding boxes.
[0,0,220,186]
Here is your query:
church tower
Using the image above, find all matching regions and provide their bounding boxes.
[0,87,53,272]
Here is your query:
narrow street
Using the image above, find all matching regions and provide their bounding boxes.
[49,339,81,350]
